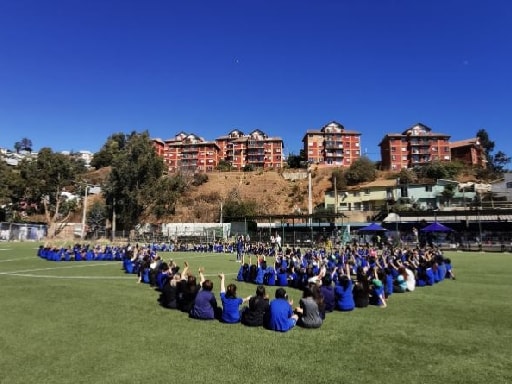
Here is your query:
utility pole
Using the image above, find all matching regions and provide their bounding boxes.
[81,182,88,241]
[111,198,116,242]
[308,163,313,226]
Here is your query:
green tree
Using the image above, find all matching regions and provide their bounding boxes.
[17,148,86,236]
[344,156,377,186]
[441,184,456,206]
[476,129,510,178]
[216,160,232,172]
[398,168,417,184]
[90,133,128,169]
[20,137,33,152]
[87,201,107,235]
[492,150,511,173]
[331,168,347,191]
[143,173,187,219]
[287,150,306,169]
[104,131,166,229]
[221,188,259,221]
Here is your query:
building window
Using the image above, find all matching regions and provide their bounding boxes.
[364,189,370,195]
[425,185,433,192]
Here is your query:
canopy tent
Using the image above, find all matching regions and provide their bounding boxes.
[359,222,387,232]
[420,222,454,232]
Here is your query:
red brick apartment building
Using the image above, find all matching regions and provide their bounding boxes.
[450,137,487,168]
[379,123,451,171]
[157,132,220,173]
[153,129,283,173]
[302,121,362,167]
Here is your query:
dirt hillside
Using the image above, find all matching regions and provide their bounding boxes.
[174,167,333,222]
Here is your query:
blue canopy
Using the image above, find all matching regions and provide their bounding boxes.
[359,223,387,232]
[420,222,453,232]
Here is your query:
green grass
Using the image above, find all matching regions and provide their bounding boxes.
[1,243,512,384]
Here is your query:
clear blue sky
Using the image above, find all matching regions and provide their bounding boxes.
[1,0,511,160]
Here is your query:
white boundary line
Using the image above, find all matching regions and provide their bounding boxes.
[0,257,37,262]
[0,258,239,280]
[4,273,134,280]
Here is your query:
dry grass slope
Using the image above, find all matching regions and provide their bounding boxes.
[174,167,334,222]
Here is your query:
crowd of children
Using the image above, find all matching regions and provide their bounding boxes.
[126,239,455,332]
[37,237,455,332]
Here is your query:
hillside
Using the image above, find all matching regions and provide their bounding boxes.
[173,167,333,222]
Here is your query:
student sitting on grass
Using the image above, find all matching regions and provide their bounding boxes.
[178,262,201,314]
[158,272,182,309]
[295,286,323,329]
[267,288,298,332]
[190,268,220,320]
[335,264,355,312]
[319,274,335,315]
[241,285,270,327]
[219,273,250,324]
[352,267,370,308]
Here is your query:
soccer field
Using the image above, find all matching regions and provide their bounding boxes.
[1,243,511,384]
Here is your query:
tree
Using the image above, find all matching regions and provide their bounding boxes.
[287,150,306,169]
[17,148,86,237]
[441,184,456,207]
[14,142,22,154]
[20,137,33,152]
[344,156,377,186]
[87,201,107,236]
[397,169,417,185]
[221,188,259,221]
[492,150,511,173]
[475,129,511,179]
[216,160,232,172]
[143,173,187,220]
[331,168,347,191]
[90,133,128,169]
[103,131,166,229]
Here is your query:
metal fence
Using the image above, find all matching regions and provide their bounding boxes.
[0,222,47,241]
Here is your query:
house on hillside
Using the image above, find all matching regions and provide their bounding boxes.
[325,179,397,212]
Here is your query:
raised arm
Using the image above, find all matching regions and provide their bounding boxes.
[198,267,205,285]
[219,272,226,293]
[181,261,189,279]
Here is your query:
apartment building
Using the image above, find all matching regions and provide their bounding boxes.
[154,129,283,173]
[302,121,361,167]
[379,123,451,171]
[158,132,220,173]
[215,129,283,170]
[450,138,487,168]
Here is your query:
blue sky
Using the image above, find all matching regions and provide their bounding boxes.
[1,0,511,160]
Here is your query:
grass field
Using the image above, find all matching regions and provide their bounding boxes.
[1,243,511,384]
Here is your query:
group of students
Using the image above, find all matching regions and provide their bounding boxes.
[156,260,303,331]
[152,241,455,332]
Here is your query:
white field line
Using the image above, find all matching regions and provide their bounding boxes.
[0,259,238,280]
[0,262,118,275]
[0,257,37,262]
[4,273,134,280]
